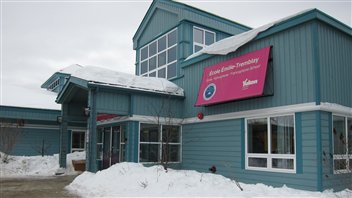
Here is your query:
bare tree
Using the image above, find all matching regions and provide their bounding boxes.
[0,119,23,163]
[32,139,52,157]
[148,88,183,171]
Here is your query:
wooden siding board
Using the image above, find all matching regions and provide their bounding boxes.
[12,128,60,156]
[318,22,352,107]
[0,106,60,121]
[96,91,129,115]
[181,22,316,118]
[182,114,321,191]
[139,8,179,48]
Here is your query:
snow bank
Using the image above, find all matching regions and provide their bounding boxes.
[66,162,351,197]
[0,151,85,177]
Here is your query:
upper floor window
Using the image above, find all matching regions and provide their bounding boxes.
[139,29,177,80]
[246,115,296,173]
[193,26,216,53]
[332,115,352,174]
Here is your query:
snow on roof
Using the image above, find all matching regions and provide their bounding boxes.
[58,64,84,74]
[186,9,313,60]
[70,66,184,96]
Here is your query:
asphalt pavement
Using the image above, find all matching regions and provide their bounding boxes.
[0,175,79,198]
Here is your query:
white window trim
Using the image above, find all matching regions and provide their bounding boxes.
[245,114,296,173]
[193,26,216,54]
[332,114,352,174]
[138,123,182,164]
[139,28,178,80]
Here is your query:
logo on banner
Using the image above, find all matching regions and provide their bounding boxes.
[242,78,258,90]
[203,83,216,101]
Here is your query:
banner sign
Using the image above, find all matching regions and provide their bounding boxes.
[195,46,271,106]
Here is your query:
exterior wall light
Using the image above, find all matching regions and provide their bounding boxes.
[57,116,62,124]
[197,112,204,120]
[84,107,90,117]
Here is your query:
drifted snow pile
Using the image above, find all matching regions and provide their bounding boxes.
[66,162,351,197]
[0,151,85,177]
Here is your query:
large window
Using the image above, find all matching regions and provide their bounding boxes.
[332,115,352,174]
[193,26,215,53]
[139,124,181,163]
[139,29,177,79]
[246,115,295,173]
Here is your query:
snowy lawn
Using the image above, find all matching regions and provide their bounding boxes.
[0,152,85,177]
[1,153,351,197]
[66,162,351,197]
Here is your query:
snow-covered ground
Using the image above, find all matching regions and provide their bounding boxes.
[1,153,351,197]
[67,163,351,197]
[0,152,85,177]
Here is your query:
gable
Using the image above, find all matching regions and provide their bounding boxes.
[138,8,179,48]
[133,0,251,50]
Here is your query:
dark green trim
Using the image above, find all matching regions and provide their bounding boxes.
[312,22,321,105]
[87,82,184,99]
[137,25,179,51]
[327,112,333,174]
[0,105,60,121]
[133,0,250,46]
[241,118,245,169]
[129,94,134,117]
[175,1,251,31]
[295,112,303,174]
[56,77,88,104]
[133,122,139,162]
[86,88,98,172]
[181,9,351,68]
[316,111,323,191]
[59,103,69,168]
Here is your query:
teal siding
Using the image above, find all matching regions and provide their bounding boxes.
[126,121,139,162]
[12,127,60,156]
[133,0,249,49]
[318,22,352,107]
[96,91,130,115]
[181,111,323,191]
[321,111,352,191]
[182,120,242,178]
[181,22,316,117]
[0,106,60,121]
[133,94,183,118]
[138,8,179,48]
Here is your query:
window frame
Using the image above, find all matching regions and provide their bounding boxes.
[332,114,352,174]
[193,26,216,54]
[139,28,178,80]
[245,114,296,173]
[71,130,86,153]
[138,123,182,164]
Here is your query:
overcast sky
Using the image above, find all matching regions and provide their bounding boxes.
[1,0,351,110]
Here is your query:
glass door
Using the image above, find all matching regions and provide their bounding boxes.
[98,125,121,170]
[111,126,120,165]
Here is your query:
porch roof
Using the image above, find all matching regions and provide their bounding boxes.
[56,65,184,103]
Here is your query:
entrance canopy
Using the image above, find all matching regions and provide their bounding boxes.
[57,66,183,104]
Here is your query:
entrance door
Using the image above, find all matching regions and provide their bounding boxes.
[101,126,121,169]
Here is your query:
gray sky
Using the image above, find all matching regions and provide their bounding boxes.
[1,0,351,110]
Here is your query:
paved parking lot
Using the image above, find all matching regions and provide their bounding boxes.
[0,175,79,198]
